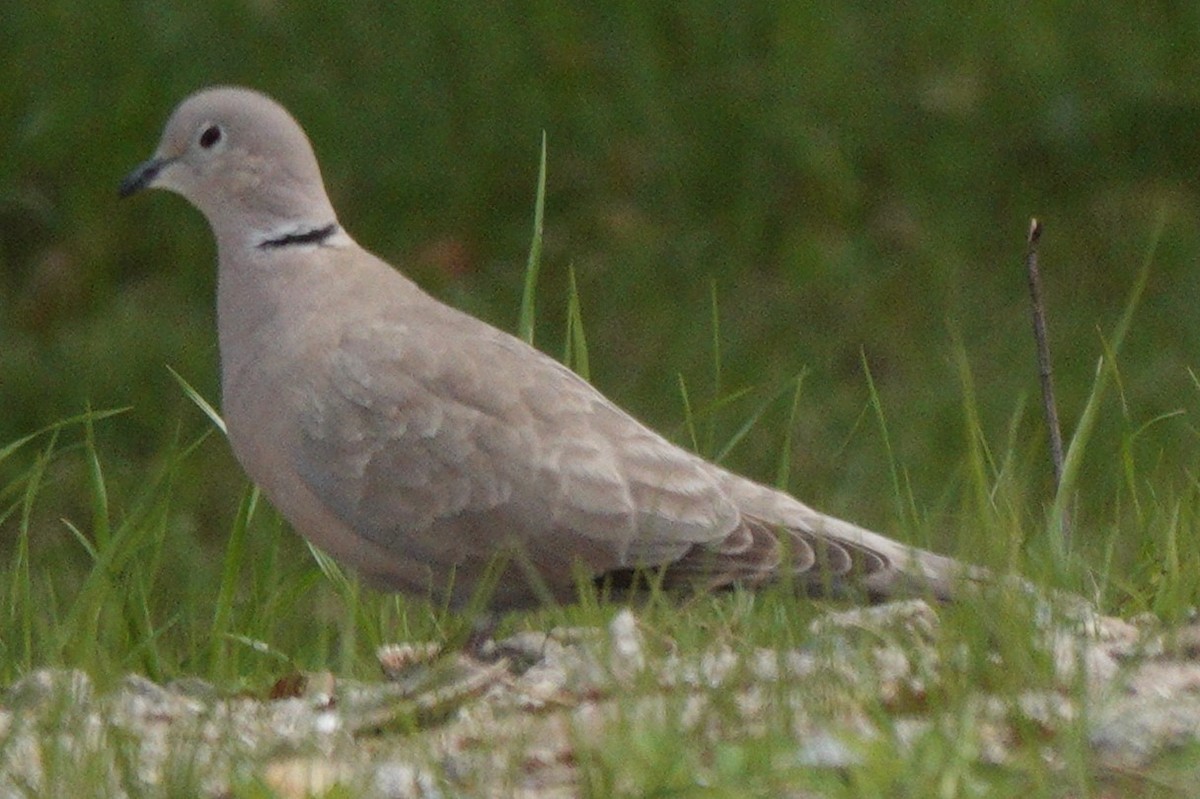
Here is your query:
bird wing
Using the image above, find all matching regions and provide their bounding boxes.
[292,290,743,577]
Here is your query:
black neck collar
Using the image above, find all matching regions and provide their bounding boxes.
[258,223,339,249]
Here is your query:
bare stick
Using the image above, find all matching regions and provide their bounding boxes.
[1025,219,1069,541]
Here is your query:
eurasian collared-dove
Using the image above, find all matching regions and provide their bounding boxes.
[120,86,973,610]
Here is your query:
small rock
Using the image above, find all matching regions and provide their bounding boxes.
[379,642,443,680]
[5,668,93,711]
[608,608,646,679]
[794,731,860,768]
[809,599,938,640]
[261,756,358,798]
[373,761,441,798]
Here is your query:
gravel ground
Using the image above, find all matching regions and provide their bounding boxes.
[2,598,1196,797]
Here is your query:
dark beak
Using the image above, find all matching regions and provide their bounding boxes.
[118,156,170,198]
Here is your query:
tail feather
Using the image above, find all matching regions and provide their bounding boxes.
[676,472,988,601]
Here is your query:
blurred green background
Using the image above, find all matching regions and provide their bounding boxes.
[4,3,1200,602]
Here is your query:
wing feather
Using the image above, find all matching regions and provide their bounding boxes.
[294,304,740,586]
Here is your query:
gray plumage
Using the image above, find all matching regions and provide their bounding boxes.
[121,86,973,610]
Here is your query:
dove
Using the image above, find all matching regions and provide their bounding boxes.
[120,86,972,610]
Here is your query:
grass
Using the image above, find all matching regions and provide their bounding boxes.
[8,4,1200,517]
[4,3,1200,794]
[1,180,1199,795]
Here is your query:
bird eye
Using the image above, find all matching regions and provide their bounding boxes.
[199,125,223,149]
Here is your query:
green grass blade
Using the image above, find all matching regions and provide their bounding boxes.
[774,371,808,490]
[713,380,800,465]
[0,407,129,465]
[518,131,548,345]
[308,540,353,596]
[860,350,907,529]
[210,484,260,679]
[1051,213,1162,553]
[676,373,700,454]
[8,433,59,672]
[563,263,591,380]
[83,407,111,551]
[167,365,227,435]
[951,336,994,521]
[707,279,722,457]
[61,518,100,563]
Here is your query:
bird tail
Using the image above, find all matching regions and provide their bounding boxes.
[692,474,987,601]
